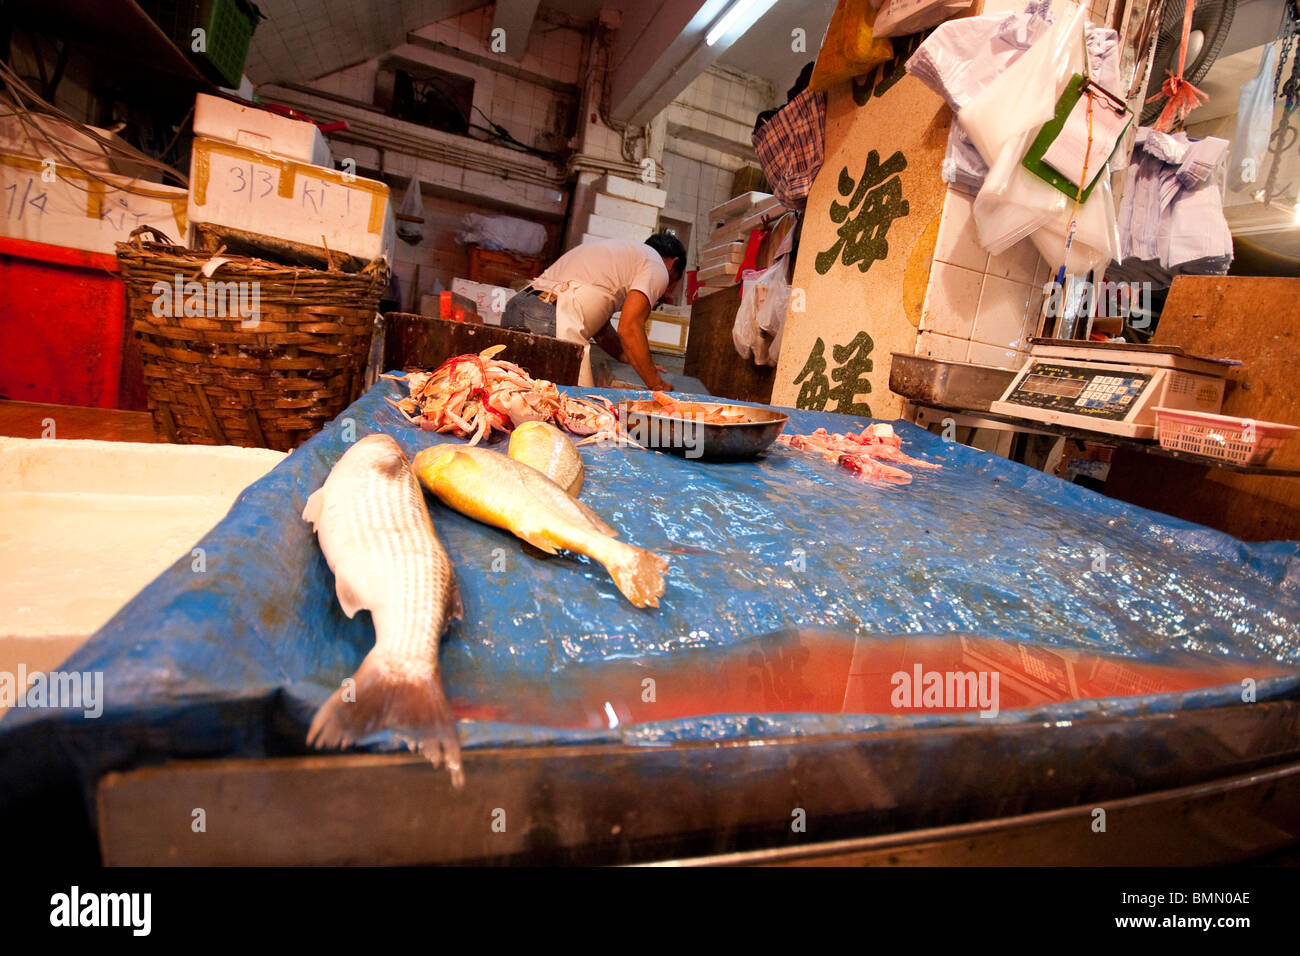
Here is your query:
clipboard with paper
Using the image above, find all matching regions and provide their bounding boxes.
[1021,73,1133,202]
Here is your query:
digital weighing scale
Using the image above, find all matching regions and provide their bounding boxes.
[989,339,1235,439]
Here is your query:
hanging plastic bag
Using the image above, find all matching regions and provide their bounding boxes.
[960,5,1121,274]
[809,0,894,94]
[874,0,974,41]
[457,213,547,255]
[733,260,791,366]
[905,10,1050,112]
[1229,44,1278,190]
[753,263,792,367]
[396,178,423,245]
[909,6,1054,193]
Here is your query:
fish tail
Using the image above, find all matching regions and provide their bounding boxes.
[599,541,669,608]
[308,651,465,788]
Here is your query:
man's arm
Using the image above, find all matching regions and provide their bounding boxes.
[616,291,672,391]
[592,322,627,364]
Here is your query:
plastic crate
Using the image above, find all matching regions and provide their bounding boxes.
[141,0,259,87]
[1154,407,1299,466]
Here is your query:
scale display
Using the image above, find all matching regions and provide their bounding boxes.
[1004,363,1152,421]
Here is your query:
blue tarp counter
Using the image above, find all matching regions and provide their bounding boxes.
[3,377,1299,834]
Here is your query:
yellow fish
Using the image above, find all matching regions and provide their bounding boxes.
[508,420,584,496]
[413,444,668,608]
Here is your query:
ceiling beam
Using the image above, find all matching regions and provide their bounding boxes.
[607,0,778,127]
[491,0,541,61]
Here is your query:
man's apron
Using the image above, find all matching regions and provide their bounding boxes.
[525,276,616,387]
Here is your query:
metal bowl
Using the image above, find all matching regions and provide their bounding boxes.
[615,400,789,461]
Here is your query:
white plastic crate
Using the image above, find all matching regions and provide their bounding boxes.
[1154,407,1299,466]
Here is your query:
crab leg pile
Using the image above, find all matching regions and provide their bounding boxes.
[777,423,941,486]
[386,345,621,446]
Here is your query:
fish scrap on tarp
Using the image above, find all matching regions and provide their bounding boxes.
[3,377,1300,810]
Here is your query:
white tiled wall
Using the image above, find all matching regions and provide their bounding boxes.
[311,8,583,162]
[917,187,1052,369]
[660,67,777,266]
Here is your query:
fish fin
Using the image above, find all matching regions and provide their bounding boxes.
[572,498,618,538]
[604,545,670,608]
[516,527,562,555]
[308,652,464,788]
[334,574,366,618]
[446,574,464,621]
[302,488,324,526]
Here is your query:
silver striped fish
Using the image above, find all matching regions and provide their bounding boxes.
[302,433,464,786]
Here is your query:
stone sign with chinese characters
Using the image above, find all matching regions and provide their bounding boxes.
[772,48,951,420]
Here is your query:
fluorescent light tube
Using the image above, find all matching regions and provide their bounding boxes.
[707,0,762,46]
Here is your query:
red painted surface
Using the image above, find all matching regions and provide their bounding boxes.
[0,236,131,409]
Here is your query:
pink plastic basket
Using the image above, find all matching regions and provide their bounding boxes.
[1154,407,1299,466]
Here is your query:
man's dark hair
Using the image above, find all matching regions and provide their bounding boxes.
[645,232,686,280]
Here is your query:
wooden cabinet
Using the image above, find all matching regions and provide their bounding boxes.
[684,285,776,404]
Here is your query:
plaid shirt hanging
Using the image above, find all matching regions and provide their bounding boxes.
[752,89,827,210]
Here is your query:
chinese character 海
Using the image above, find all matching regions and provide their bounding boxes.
[815,151,909,276]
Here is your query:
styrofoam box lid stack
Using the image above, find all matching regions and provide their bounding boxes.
[703,191,783,251]
[187,137,395,264]
[707,191,772,225]
[0,152,187,255]
[194,93,333,168]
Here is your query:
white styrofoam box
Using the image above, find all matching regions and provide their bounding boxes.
[194,93,333,167]
[592,192,660,229]
[595,174,667,209]
[580,232,603,244]
[451,278,515,327]
[697,261,738,284]
[0,151,188,254]
[188,138,395,264]
[0,437,284,648]
[0,114,161,182]
[585,213,649,242]
[707,190,773,224]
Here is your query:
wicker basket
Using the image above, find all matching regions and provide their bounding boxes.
[117,239,387,451]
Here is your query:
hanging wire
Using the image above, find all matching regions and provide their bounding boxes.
[0,57,189,193]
